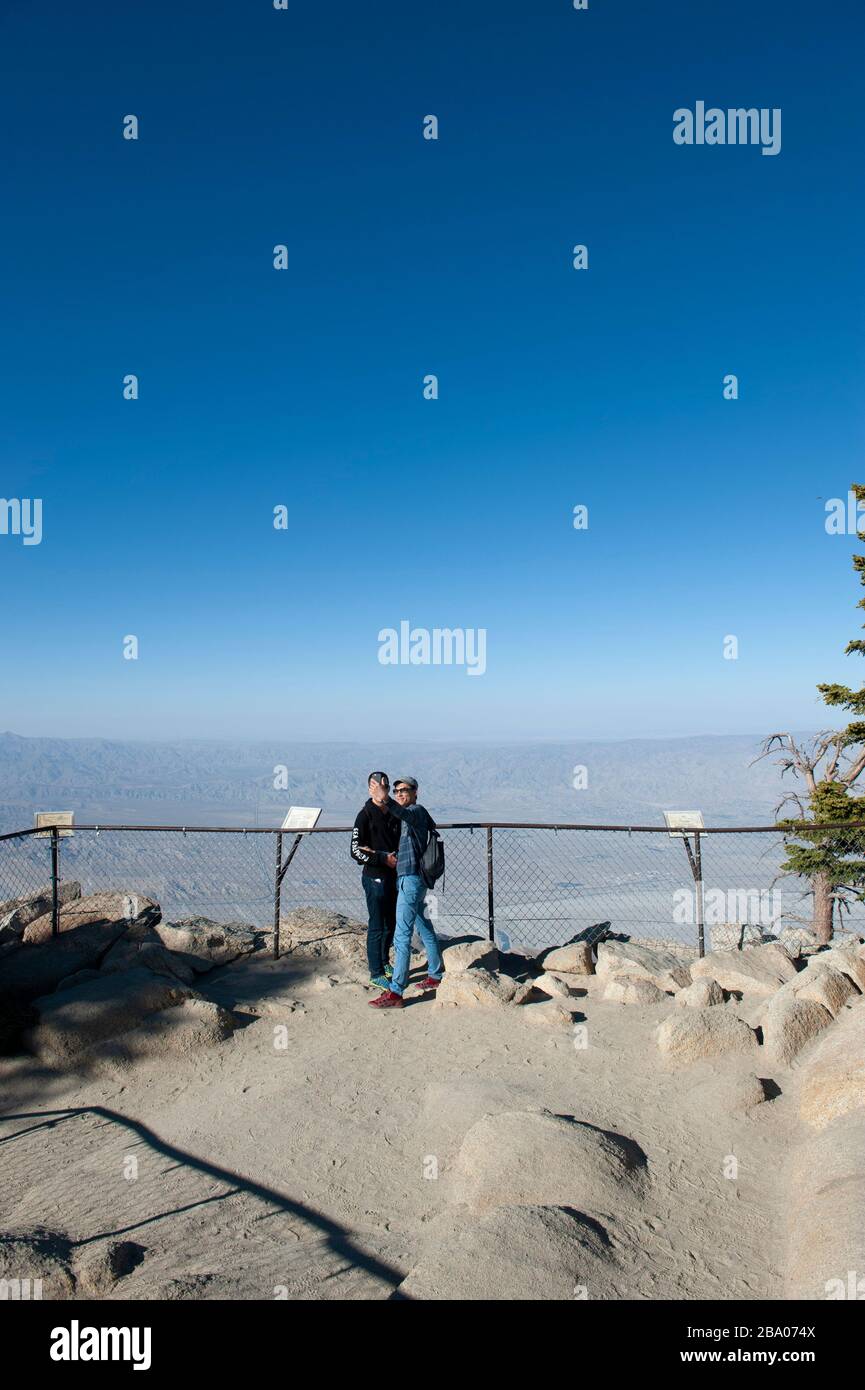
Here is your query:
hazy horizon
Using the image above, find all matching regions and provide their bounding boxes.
[0,728,808,831]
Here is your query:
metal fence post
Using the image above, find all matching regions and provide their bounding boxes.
[486,827,495,942]
[50,825,60,937]
[273,831,283,960]
[694,830,705,958]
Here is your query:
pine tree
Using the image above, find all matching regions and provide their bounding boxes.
[757,484,865,942]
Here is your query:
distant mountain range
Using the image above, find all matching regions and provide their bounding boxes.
[0,731,803,831]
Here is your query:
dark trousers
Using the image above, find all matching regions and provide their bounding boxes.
[363,872,397,976]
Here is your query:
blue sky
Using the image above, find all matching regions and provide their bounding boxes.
[1,0,863,742]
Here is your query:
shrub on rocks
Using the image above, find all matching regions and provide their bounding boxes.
[656,1008,759,1064]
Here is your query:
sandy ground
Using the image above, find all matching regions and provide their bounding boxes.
[0,948,794,1301]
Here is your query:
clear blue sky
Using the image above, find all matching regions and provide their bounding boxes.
[1,0,863,741]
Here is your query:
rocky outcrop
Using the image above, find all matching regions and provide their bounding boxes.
[0,919,131,1004]
[822,938,865,991]
[98,927,197,983]
[398,1202,616,1301]
[278,908,367,966]
[709,923,765,952]
[656,1008,759,1063]
[602,975,667,1005]
[73,1240,145,1297]
[441,938,500,973]
[26,967,193,1064]
[435,969,524,1009]
[675,978,725,1008]
[0,1228,76,1299]
[0,881,81,943]
[760,993,833,1067]
[23,891,160,945]
[540,942,594,975]
[152,917,259,974]
[449,1108,648,1214]
[799,998,865,1131]
[690,941,797,998]
[596,941,691,992]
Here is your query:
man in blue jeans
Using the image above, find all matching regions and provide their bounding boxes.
[368,777,444,1010]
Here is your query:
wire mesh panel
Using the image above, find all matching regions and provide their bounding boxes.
[693,830,865,942]
[2,822,864,956]
[490,827,700,952]
[0,831,54,921]
[275,827,490,937]
[54,829,278,930]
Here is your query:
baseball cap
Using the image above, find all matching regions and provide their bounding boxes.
[393,776,418,790]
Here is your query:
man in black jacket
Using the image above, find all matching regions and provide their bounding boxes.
[351,771,401,987]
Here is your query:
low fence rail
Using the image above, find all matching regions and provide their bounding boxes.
[2,820,864,959]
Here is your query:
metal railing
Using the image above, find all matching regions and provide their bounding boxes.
[2,820,864,959]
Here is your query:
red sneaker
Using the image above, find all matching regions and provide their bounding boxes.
[369,990,404,1009]
[417,976,442,991]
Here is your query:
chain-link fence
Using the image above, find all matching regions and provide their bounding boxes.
[4,820,865,958]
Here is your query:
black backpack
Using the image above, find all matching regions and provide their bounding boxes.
[410,817,446,890]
